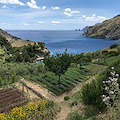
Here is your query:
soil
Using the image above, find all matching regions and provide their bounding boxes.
[0,87,28,113]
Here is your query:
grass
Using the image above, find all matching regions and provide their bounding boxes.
[66,111,85,120]
[84,64,107,76]
[92,56,120,66]
[30,67,90,95]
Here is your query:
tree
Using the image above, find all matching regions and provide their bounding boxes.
[44,50,71,86]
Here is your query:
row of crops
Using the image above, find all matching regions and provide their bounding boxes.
[30,67,90,95]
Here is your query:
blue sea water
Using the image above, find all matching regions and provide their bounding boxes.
[6,30,119,55]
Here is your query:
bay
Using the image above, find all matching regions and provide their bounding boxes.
[6,30,119,55]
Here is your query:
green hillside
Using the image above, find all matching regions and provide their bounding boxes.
[0,29,50,62]
[84,15,120,40]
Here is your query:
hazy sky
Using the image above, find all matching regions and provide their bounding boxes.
[0,0,119,30]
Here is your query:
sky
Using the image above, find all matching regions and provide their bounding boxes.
[0,0,119,30]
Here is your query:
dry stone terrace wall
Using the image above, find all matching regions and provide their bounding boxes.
[20,79,48,100]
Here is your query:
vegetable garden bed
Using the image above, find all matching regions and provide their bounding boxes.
[0,87,28,113]
[30,67,90,95]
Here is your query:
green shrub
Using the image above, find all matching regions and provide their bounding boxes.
[106,56,120,66]
[89,116,98,120]
[71,100,78,107]
[64,96,70,101]
[104,51,119,57]
[0,77,2,86]
[81,79,105,110]
[46,100,55,108]
[102,50,108,54]
[70,63,77,68]
[66,111,84,120]
[84,106,99,118]
[110,44,118,49]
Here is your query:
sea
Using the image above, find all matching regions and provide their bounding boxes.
[6,30,119,55]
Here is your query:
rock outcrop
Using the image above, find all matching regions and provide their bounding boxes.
[83,15,120,40]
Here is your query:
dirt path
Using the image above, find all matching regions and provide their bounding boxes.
[17,76,95,120]
[53,76,95,120]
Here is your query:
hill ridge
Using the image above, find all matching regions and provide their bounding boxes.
[84,14,120,40]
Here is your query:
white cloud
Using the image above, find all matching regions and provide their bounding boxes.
[2,5,9,9]
[64,8,80,17]
[51,21,60,24]
[51,6,60,10]
[22,22,30,26]
[71,11,80,14]
[27,0,40,9]
[38,21,44,24]
[64,12,72,17]
[0,0,25,6]
[42,6,46,10]
[65,8,71,12]
[82,14,107,22]
[2,22,8,25]
[2,22,11,25]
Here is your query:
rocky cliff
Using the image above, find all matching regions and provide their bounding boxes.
[84,15,120,40]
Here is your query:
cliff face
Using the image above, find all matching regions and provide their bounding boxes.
[84,15,120,40]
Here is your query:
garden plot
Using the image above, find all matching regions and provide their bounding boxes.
[30,67,90,95]
[0,87,28,113]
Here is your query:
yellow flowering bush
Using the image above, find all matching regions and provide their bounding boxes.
[0,100,49,120]
[0,113,8,120]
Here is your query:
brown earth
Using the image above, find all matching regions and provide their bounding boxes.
[0,87,28,113]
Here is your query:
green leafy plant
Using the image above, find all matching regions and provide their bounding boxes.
[64,96,70,101]
[71,100,78,107]
[81,79,105,110]
[11,71,16,83]
[0,77,2,86]
[84,106,99,118]
[66,111,84,120]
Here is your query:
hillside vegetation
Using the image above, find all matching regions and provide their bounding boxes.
[84,15,120,40]
[0,29,50,62]
[0,29,43,47]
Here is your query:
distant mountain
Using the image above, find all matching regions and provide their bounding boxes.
[81,26,89,32]
[94,22,100,25]
[83,15,120,40]
[82,23,100,32]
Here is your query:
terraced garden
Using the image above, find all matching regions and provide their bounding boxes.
[0,87,28,113]
[30,67,90,95]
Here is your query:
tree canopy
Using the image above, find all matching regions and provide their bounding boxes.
[44,50,71,86]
